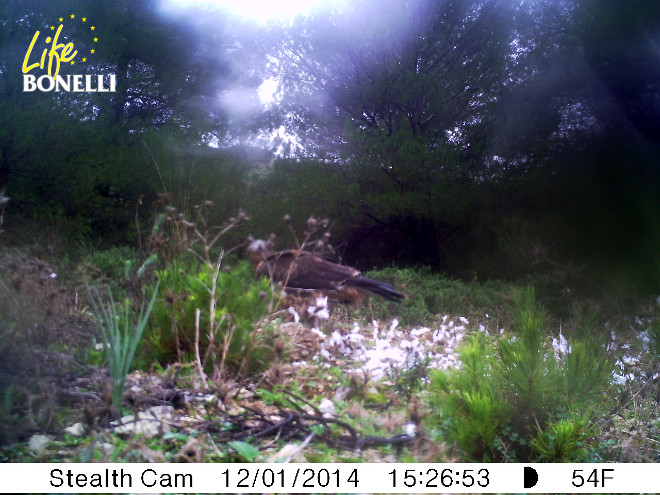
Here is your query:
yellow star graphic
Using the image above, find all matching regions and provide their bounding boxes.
[70,14,75,19]
[50,26,55,30]
[70,60,75,65]
[90,49,95,54]
[91,26,95,31]
[82,17,87,22]
[59,17,63,22]
[82,57,87,62]
[94,37,98,42]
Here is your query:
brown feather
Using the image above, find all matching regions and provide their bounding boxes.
[256,250,359,292]
[250,243,404,302]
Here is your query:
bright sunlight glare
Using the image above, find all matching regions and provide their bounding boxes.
[164,0,323,23]
[257,78,278,104]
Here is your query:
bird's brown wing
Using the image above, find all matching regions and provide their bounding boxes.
[256,250,358,291]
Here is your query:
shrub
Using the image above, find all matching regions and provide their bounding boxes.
[427,287,615,462]
[145,259,274,375]
[427,334,509,461]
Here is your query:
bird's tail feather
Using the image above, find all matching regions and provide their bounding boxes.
[345,276,404,302]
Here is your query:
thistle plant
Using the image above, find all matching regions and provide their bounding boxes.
[144,204,275,385]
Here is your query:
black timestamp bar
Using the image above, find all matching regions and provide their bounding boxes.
[3,462,656,493]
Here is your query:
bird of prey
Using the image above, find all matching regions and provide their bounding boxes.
[248,239,404,302]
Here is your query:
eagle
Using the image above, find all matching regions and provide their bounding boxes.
[248,239,404,302]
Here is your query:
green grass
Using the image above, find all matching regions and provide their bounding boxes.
[339,266,512,326]
[87,282,160,414]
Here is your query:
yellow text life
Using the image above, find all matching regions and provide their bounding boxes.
[22,24,77,76]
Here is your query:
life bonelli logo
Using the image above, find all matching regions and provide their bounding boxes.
[22,13,116,93]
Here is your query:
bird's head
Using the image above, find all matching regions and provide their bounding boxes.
[247,238,274,267]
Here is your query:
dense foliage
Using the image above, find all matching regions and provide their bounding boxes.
[2,0,659,290]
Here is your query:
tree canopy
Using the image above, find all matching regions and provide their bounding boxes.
[1,0,659,294]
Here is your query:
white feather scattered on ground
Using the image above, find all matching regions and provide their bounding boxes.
[309,315,473,382]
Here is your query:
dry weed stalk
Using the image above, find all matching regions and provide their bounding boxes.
[163,202,251,386]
